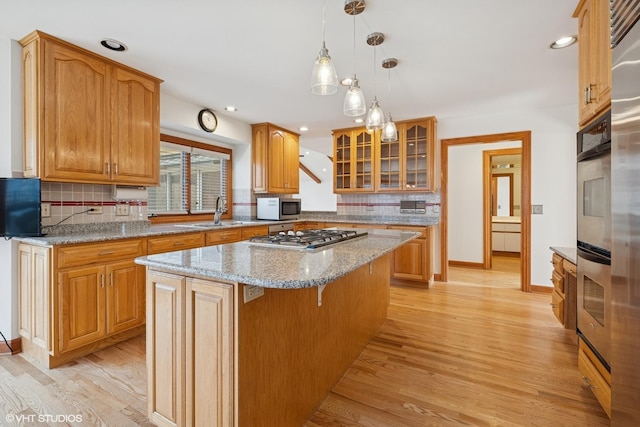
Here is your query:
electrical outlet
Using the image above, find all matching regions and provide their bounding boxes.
[41,203,51,217]
[88,206,103,214]
[244,285,265,303]
[116,204,130,216]
[532,204,543,214]
[366,205,374,211]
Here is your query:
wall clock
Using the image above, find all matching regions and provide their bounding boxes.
[197,108,218,132]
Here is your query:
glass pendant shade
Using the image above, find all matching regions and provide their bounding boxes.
[343,77,366,116]
[365,97,384,131]
[381,113,398,142]
[311,43,338,95]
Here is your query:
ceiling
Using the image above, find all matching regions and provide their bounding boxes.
[1,1,578,155]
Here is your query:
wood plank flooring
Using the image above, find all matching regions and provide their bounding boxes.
[0,262,608,426]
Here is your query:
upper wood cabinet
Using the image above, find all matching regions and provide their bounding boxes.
[574,0,611,126]
[251,123,300,194]
[333,116,436,194]
[20,30,161,185]
[333,128,375,192]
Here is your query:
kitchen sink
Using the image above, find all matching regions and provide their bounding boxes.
[174,221,259,229]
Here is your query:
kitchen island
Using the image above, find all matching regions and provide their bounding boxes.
[135,228,418,427]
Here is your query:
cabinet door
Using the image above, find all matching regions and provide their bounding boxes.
[593,0,611,115]
[58,265,106,352]
[284,132,300,192]
[252,124,269,193]
[185,278,234,427]
[146,271,185,427]
[353,129,374,191]
[107,260,146,334]
[110,66,160,185]
[392,239,428,282]
[402,121,432,191]
[378,128,402,191]
[334,130,352,191]
[43,39,110,182]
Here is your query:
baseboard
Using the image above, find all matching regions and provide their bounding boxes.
[0,336,22,355]
[448,260,484,269]
[530,284,553,294]
[492,251,521,258]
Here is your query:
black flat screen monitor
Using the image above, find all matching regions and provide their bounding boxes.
[0,178,42,237]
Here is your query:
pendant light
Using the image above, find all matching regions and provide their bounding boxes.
[343,0,366,116]
[311,0,338,95]
[365,32,385,132]
[381,58,398,142]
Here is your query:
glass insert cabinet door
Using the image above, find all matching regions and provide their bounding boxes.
[404,123,429,190]
[333,129,374,192]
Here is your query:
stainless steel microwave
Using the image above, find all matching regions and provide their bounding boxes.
[256,197,301,220]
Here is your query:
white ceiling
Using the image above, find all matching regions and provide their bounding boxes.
[1,1,578,155]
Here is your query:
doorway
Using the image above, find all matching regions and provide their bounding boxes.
[440,131,531,292]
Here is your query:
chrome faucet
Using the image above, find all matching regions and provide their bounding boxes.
[214,196,224,225]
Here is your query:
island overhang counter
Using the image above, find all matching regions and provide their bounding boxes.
[135,228,419,427]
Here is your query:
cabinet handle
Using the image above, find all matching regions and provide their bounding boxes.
[581,376,597,389]
[550,303,557,308]
[106,162,111,175]
[99,251,114,256]
[114,163,118,175]
[173,242,185,246]
[584,84,595,105]
[110,272,114,287]
[101,274,105,288]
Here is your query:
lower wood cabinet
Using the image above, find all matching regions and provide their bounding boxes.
[19,239,147,368]
[549,252,576,330]
[389,225,433,286]
[578,337,611,418]
[146,270,234,427]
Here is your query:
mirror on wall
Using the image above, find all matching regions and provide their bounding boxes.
[491,154,521,217]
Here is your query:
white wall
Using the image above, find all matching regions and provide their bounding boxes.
[0,38,25,340]
[448,140,521,263]
[440,104,578,286]
[298,146,337,212]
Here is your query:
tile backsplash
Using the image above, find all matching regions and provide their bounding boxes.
[41,182,147,227]
[336,193,441,218]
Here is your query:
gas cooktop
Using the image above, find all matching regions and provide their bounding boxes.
[248,229,368,250]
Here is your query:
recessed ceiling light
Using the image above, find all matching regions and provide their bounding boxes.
[224,106,237,112]
[100,38,127,52]
[299,126,309,132]
[550,35,577,49]
[354,118,364,123]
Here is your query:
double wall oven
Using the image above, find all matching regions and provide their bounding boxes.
[576,110,611,370]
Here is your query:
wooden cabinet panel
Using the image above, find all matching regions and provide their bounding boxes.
[392,239,428,282]
[146,271,185,427]
[552,270,565,293]
[107,260,146,334]
[333,128,375,192]
[241,226,269,240]
[20,30,161,185]
[43,38,110,182]
[574,0,611,126]
[57,239,145,269]
[110,66,160,185]
[549,252,577,330]
[185,278,234,426]
[251,123,300,194]
[205,228,242,246]
[58,265,106,352]
[147,232,204,255]
[551,289,565,325]
[578,338,611,418]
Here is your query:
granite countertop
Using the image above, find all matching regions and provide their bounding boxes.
[135,228,419,289]
[550,246,577,265]
[18,215,438,246]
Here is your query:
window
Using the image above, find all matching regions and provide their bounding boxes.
[148,134,231,218]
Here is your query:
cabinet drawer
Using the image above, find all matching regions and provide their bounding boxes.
[241,226,269,240]
[205,229,242,245]
[552,253,564,275]
[551,270,564,293]
[57,239,145,269]
[563,259,577,276]
[502,223,520,232]
[147,233,204,254]
[578,340,611,418]
[551,289,564,325]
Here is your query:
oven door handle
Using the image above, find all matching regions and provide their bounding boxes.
[577,247,611,265]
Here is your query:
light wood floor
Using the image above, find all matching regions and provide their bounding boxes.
[0,263,608,427]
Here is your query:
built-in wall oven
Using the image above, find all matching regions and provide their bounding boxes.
[576,109,611,370]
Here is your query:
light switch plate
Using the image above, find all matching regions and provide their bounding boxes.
[532,204,543,214]
[41,203,51,217]
[116,204,130,216]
